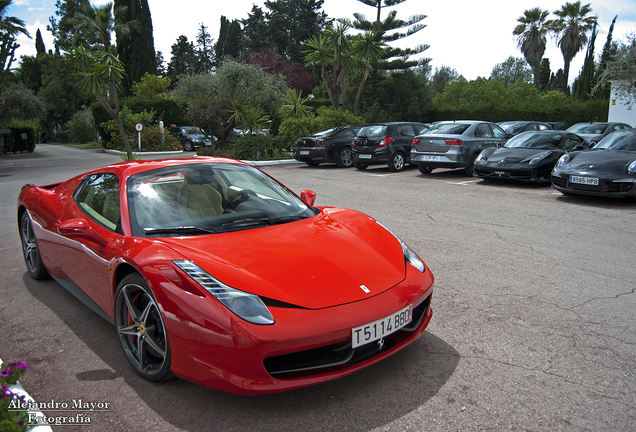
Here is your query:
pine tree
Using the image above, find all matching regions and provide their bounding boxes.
[195,23,214,73]
[351,0,428,71]
[593,15,617,99]
[572,22,597,101]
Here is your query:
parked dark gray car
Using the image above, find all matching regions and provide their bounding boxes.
[294,127,361,167]
[498,121,552,136]
[352,122,429,172]
[566,122,632,146]
[410,121,510,175]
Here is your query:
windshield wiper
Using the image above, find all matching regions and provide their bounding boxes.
[144,226,220,236]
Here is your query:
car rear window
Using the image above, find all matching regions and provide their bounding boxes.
[358,125,388,137]
[424,123,470,135]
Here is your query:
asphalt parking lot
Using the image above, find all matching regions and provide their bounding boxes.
[1,144,635,431]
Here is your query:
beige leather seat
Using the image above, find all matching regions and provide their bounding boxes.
[178,176,224,219]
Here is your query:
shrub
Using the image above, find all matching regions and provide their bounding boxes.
[65,109,96,143]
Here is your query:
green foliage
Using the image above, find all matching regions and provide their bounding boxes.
[132,72,171,98]
[101,123,180,152]
[198,135,289,160]
[279,88,313,119]
[490,56,533,86]
[0,83,46,121]
[65,108,96,142]
[278,106,365,146]
[431,77,608,124]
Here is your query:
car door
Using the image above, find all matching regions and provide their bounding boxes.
[54,172,124,316]
[395,124,417,156]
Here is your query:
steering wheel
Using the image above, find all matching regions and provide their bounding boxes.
[226,189,256,210]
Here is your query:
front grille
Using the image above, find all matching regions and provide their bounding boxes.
[607,182,633,193]
[552,176,567,188]
[264,297,430,377]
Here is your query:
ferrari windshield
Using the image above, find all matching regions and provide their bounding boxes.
[591,131,636,151]
[504,133,562,149]
[127,163,317,237]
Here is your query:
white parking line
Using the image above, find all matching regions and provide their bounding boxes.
[447,180,481,185]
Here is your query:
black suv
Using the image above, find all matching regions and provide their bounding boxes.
[352,122,429,171]
[294,127,361,167]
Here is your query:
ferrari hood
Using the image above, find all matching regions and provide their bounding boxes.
[487,148,551,163]
[158,208,406,309]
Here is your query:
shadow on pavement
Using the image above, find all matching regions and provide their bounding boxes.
[24,274,459,432]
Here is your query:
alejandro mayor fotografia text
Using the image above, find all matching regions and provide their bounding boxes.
[8,398,111,426]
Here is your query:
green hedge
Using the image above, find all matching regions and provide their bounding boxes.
[197,135,291,160]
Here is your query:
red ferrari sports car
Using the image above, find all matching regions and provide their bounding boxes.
[18,157,434,395]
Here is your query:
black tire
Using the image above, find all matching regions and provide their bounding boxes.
[336,147,354,168]
[305,161,320,167]
[20,212,49,280]
[353,161,368,170]
[183,140,194,151]
[114,273,173,382]
[418,165,434,174]
[388,152,406,172]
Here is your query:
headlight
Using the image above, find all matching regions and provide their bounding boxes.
[628,161,636,174]
[527,151,552,165]
[173,260,274,325]
[475,150,487,163]
[376,222,425,273]
[556,154,570,167]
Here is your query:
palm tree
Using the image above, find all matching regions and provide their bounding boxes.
[304,20,358,109]
[513,8,549,88]
[71,2,138,158]
[279,89,312,120]
[0,0,30,90]
[548,1,597,93]
[351,30,386,117]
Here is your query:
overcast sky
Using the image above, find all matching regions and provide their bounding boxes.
[11,0,636,84]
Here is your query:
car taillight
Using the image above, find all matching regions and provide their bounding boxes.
[444,138,463,145]
[316,139,325,146]
[378,137,393,147]
[412,138,421,144]
[352,139,356,149]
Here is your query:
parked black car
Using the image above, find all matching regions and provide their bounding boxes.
[170,126,215,151]
[565,122,632,146]
[552,129,636,198]
[294,127,361,167]
[352,122,429,171]
[474,130,586,182]
[498,121,553,136]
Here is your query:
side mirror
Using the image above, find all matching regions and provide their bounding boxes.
[57,218,107,245]
[300,190,317,206]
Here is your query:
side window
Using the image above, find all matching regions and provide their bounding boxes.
[398,125,416,137]
[565,135,582,150]
[475,124,493,138]
[491,125,507,138]
[538,124,550,131]
[75,173,121,232]
[414,125,428,135]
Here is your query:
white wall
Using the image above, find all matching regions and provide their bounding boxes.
[608,82,636,127]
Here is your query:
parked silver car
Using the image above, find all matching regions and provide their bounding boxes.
[410,121,510,175]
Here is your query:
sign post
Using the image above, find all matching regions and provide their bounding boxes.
[134,123,144,150]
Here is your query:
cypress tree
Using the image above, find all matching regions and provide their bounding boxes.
[35,29,46,55]
[115,0,156,96]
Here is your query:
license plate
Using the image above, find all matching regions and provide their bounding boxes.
[299,151,309,155]
[352,305,412,348]
[358,154,372,159]
[423,155,440,161]
[570,176,599,185]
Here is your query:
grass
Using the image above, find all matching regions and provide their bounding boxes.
[64,142,101,148]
